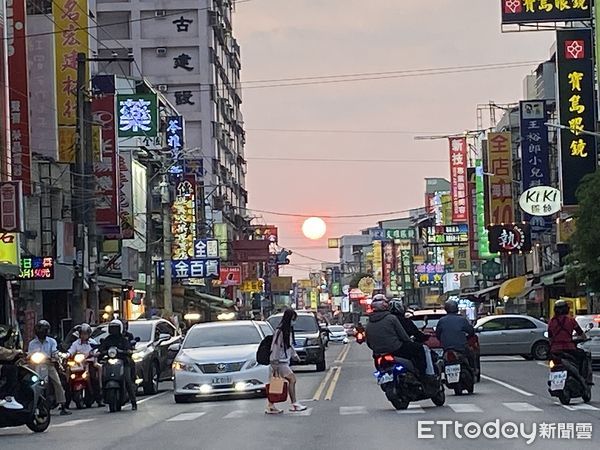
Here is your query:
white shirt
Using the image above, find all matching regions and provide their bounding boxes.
[67,338,98,357]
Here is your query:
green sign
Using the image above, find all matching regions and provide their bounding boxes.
[385,228,415,241]
[331,282,341,296]
[475,160,496,259]
[117,94,158,137]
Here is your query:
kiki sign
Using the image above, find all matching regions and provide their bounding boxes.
[519,186,561,216]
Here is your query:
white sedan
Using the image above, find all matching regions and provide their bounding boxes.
[171,321,272,403]
[327,325,349,344]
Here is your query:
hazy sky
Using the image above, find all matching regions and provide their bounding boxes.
[235,0,554,279]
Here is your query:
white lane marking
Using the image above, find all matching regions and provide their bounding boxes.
[397,404,425,414]
[122,390,170,410]
[503,402,543,412]
[448,403,483,413]
[481,356,524,361]
[339,406,367,415]
[286,407,313,416]
[480,374,534,397]
[537,362,549,368]
[53,419,96,428]
[166,412,207,422]
[224,410,247,419]
[561,404,600,411]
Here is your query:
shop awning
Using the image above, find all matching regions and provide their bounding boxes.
[461,284,501,299]
[541,269,566,286]
[194,291,235,308]
[499,276,527,299]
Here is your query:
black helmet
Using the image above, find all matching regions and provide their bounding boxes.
[553,300,570,316]
[35,320,50,339]
[108,319,123,336]
[444,300,459,314]
[371,294,389,312]
[389,298,405,316]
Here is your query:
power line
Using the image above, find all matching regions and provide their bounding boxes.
[247,157,447,164]
[247,128,454,135]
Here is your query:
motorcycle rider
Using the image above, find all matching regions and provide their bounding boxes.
[98,320,137,410]
[67,323,103,407]
[28,320,71,415]
[366,295,429,381]
[435,300,475,369]
[0,326,24,409]
[548,300,593,386]
[120,319,138,389]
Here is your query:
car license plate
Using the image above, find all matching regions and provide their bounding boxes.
[377,373,394,385]
[549,371,567,391]
[445,364,461,384]
[212,377,232,385]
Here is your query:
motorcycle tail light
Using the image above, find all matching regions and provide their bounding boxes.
[445,351,457,363]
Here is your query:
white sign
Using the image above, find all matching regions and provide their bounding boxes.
[519,186,561,216]
[443,272,470,293]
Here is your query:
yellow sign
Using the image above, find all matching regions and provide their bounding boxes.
[92,124,102,161]
[171,180,196,260]
[310,290,318,309]
[297,279,312,289]
[0,233,19,265]
[358,277,375,296]
[372,241,383,283]
[54,0,89,162]
[241,279,263,293]
[486,132,514,224]
[58,126,76,162]
[327,238,340,249]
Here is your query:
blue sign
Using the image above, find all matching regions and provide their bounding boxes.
[157,259,220,280]
[519,100,551,234]
[166,116,184,174]
[367,228,385,240]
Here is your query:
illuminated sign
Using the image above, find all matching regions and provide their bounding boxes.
[172,178,196,260]
[501,0,592,25]
[117,94,158,137]
[488,223,532,253]
[158,259,220,279]
[415,263,445,287]
[20,256,54,280]
[384,228,416,241]
[475,161,496,259]
[166,116,184,174]
[519,186,561,216]
[449,137,468,222]
[487,132,514,224]
[422,224,469,247]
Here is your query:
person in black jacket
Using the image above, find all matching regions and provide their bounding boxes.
[366,295,427,376]
[389,299,427,343]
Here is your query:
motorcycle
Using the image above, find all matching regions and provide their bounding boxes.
[440,349,475,396]
[373,352,445,410]
[27,351,67,410]
[100,346,131,413]
[67,353,95,409]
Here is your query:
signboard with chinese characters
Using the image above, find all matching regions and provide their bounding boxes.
[372,241,383,285]
[488,223,532,253]
[166,116,184,175]
[384,228,416,241]
[453,246,471,272]
[250,225,278,243]
[520,100,551,233]
[396,241,414,292]
[501,0,592,25]
[117,94,158,137]
[193,239,219,259]
[8,0,32,194]
[118,151,134,239]
[487,132,514,224]
[158,259,219,280]
[422,224,469,247]
[0,182,24,233]
[20,256,54,280]
[415,263,445,287]
[519,186,561,216]
[172,178,196,260]
[241,279,264,293]
[53,0,89,162]
[556,28,597,206]
[475,162,496,259]
[449,137,468,222]
[382,242,395,295]
[232,240,270,263]
[218,266,241,287]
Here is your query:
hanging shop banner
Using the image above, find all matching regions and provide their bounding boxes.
[166,116,184,174]
[117,94,158,137]
[118,151,134,239]
[158,259,220,280]
[486,132,514,224]
[53,0,89,162]
[519,100,552,233]
[7,0,32,194]
[396,242,413,292]
[519,186,561,216]
[384,228,416,241]
[449,137,468,222]
[422,224,469,247]
[172,177,197,260]
[556,28,597,206]
[475,161,496,259]
[488,223,532,253]
[19,256,54,280]
[415,263,445,287]
[193,239,219,259]
[92,93,119,229]
[372,241,383,284]
[0,181,24,233]
[218,266,242,287]
[382,242,395,295]
[501,0,593,25]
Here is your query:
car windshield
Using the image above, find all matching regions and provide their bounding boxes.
[267,315,318,333]
[183,325,261,349]
[329,326,344,332]
[129,322,154,342]
[410,315,445,329]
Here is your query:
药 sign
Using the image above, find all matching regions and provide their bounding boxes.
[488,224,532,253]
[117,94,158,137]
[20,256,54,280]
[519,186,561,216]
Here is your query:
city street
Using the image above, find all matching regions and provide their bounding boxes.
[2,342,598,449]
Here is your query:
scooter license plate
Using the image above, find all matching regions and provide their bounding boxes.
[445,364,461,384]
[549,371,567,391]
[377,373,394,385]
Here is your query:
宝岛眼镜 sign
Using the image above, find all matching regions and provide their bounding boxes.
[501,0,593,25]
[519,186,561,216]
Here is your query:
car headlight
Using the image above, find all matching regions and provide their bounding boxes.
[244,359,259,370]
[132,347,153,362]
[107,347,118,358]
[173,360,198,373]
[30,352,47,364]
[74,353,86,364]
[306,338,321,346]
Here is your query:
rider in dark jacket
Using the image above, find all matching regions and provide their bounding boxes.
[389,299,427,343]
[435,300,475,353]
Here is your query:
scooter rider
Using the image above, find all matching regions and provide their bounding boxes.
[98,320,137,410]
[435,300,475,368]
[0,327,24,410]
[548,300,593,386]
[28,320,71,415]
[120,319,138,390]
[67,323,103,407]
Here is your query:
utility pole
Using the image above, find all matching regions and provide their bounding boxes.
[160,176,173,315]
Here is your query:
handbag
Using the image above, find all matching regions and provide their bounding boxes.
[266,376,288,404]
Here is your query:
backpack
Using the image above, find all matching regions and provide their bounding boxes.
[256,334,274,365]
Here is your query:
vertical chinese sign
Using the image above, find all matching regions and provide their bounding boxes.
[166,116,184,175]
[171,177,196,260]
[556,28,597,207]
[118,151,134,238]
[7,0,31,194]
[449,137,468,222]
[519,100,551,234]
[53,0,89,162]
[476,161,495,259]
[372,241,383,289]
[382,242,395,296]
[397,240,414,293]
[486,132,514,224]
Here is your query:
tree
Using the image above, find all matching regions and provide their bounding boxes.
[570,170,600,290]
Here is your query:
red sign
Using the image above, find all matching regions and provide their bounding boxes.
[0,181,23,232]
[7,0,31,195]
[449,137,468,222]
[92,95,119,229]
[219,266,242,286]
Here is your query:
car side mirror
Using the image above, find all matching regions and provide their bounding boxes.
[158,333,171,342]
[168,343,181,352]
[476,326,483,333]
[585,323,594,331]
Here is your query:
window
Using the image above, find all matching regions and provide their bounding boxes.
[128,322,154,342]
[480,319,507,332]
[258,323,273,337]
[183,325,261,349]
[505,318,536,330]
[156,321,175,337]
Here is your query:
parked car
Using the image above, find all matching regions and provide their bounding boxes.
[92,318,182,395]
[267,311,327,371]
[575,315,600,331]
[170,320,272,403]
[579,327,600,368]
[327,325,349,344]
[474,315,549,360]
[343,323,356,337]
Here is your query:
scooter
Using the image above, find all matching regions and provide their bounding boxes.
[440,349,475,396]
[373,352,445,410]
[67,353,95,409]
[100,346,131,413]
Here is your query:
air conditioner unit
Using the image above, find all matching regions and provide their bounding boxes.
[157,84,168,93]
[155,10,167,18]
[155,47,167,57]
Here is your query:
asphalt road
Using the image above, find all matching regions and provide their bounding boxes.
[2,342,599,450]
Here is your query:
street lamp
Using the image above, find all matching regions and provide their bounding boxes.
[545,122,600,138]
